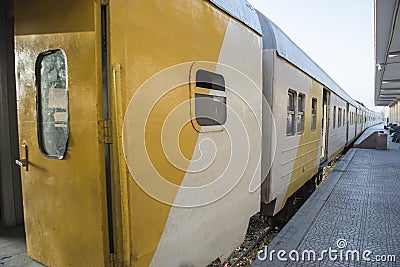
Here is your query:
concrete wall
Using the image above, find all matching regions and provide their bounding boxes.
[0,0,23,226]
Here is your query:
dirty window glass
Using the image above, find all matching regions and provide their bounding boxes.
[36,49,69,159]
[287,90,296,136]
[195,94,227,126]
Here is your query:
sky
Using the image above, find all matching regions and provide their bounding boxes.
[247,0,377,110]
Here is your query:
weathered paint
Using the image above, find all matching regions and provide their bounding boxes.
[116,1,262,266]
[115,1,229,266]
[149,19,262,266]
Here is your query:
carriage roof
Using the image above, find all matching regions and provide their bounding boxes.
[256,11,373,112]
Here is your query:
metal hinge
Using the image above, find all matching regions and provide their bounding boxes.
[94,0,109,5]
[98,120,113,144]
[109,253,117,266]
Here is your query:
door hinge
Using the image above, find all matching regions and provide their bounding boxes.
[109,253,117,266]
[98,120,113,144]
[95,0,109,5]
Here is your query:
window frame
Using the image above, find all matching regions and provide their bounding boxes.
[311,98,317,132]
[35,49,69,160]
[191,69,227,132]
[333,106,337,129]
[287,90,297,136]
[297,93,305,134]
[343,109,346,127]
[351,112,354,125]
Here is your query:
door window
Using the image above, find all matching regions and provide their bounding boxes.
[36,49,69,159]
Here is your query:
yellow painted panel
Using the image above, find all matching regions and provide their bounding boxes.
[14,0,94,35]
[108,0,231,265]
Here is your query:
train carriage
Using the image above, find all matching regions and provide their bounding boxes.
[13,1,380,266]
[348,104,358,143]
[14,0,264,266]
[257,12,380,218]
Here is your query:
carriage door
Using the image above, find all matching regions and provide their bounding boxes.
[320,89,330,163]
[355,109,358,136]
[14,1,112,266]
[346,103,350,145]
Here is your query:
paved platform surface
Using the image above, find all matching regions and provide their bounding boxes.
[253,129,400,266]
[0,226,43,267]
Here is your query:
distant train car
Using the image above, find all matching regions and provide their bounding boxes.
[13,0,379,267]
[256,13,380,219]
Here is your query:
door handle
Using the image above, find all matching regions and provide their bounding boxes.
[15,159,27,167]
[16,142,28,171]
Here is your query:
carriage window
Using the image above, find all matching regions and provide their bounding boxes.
[343,110,346,126]
[287,90,296,136]
[333,106,336,129]
[36,49,69,159]
[195,70,226,126]
[311,98,317,132]
[297,94,305,134]
[338,108,342,127]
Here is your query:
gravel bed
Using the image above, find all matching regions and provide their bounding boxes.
[208,214,280,267]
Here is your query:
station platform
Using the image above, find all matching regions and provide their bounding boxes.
[354,123,386,149]
[253,127,400,266]
[0,225,43,266]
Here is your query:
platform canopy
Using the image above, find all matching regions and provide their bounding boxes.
[375,0,400,106]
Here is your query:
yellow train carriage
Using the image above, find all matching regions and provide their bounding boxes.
[15,0,263,266]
